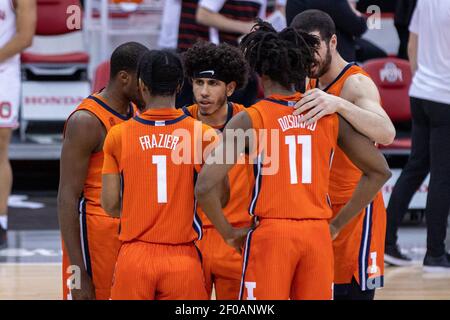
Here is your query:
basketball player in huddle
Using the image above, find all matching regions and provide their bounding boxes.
[101,50,224,300]
[291,10,395,300]
[58,42,148,300]
[182,41,253,299]
[195,21,391,300]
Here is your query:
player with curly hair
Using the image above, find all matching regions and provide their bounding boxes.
[182,41,248,124]
[195,21,391,300]
[182,41,253,300]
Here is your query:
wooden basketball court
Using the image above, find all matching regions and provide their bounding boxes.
[1,263,449,300]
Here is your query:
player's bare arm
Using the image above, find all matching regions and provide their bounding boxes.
[195,111,253,253]
[408,32,418,75]
[0,0,36,63]
[101,174,121,218]
[196,6,256,35]
[330,116,392,239]
[293,75,396,145]
[57,111,104,300]
[101,125,122,218]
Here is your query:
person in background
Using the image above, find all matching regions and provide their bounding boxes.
[174,0,261,107]
[169,0,209,107]
[0,0,36,248]
[194,0,272,108]
[174,0,284,52]
[157,0,182,51]
[384,0,450,271]
[394,0,417,60]
[286,0,386,62]
[267,0,286,16]
[356,0,397,14]
[196,0,265,47]
[350,0,388,63]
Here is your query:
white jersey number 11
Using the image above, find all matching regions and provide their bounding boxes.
[285,135,312,184]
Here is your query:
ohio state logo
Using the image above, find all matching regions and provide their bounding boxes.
[380,62,403,83]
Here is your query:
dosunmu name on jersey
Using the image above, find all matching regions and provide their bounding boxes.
[277,114,317,132]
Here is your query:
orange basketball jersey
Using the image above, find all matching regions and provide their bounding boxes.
[102,108,217,244]
[182,102,254,227]
[245,93,339,220]
[64,94,136,217]
[62,93,135,300]
[183,103,243,130]
[309,63,386,290]
[308,63,371,205]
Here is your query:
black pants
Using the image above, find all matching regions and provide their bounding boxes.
[395,24,409,60]
[334,277,375,300]
[386,97,450,257]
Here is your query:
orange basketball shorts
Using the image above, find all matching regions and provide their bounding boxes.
[62,213,121,300]
[239,218,334,300]
[196,226,244,300]
[332,192,386,291]
[110,241,208,300]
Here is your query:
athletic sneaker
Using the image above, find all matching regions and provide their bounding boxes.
[423,253,450,273]
[384,245,414,266]
[0,225,7,249]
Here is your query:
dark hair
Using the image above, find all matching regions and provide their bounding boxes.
[240,20,319,90]
[290,10,336,42]
[183,41,249,90]
[110,42,149,78]
[138,50,184,97]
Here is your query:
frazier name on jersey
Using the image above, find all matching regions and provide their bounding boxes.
[139,134,180,151]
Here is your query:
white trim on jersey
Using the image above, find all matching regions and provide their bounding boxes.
[360,202,373,291]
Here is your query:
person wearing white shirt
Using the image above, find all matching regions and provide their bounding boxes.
[196,0,266,46]
[0,0,36,248]
[385,0,450,272]
[157,0,182,50]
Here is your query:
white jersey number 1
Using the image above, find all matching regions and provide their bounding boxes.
[152,155,167,203]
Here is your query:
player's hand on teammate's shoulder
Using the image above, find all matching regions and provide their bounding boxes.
[71,273,96,300]
[225,227,252,255]
[293,88,343,124]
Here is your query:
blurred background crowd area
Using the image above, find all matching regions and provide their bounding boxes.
[10,1,419,205]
